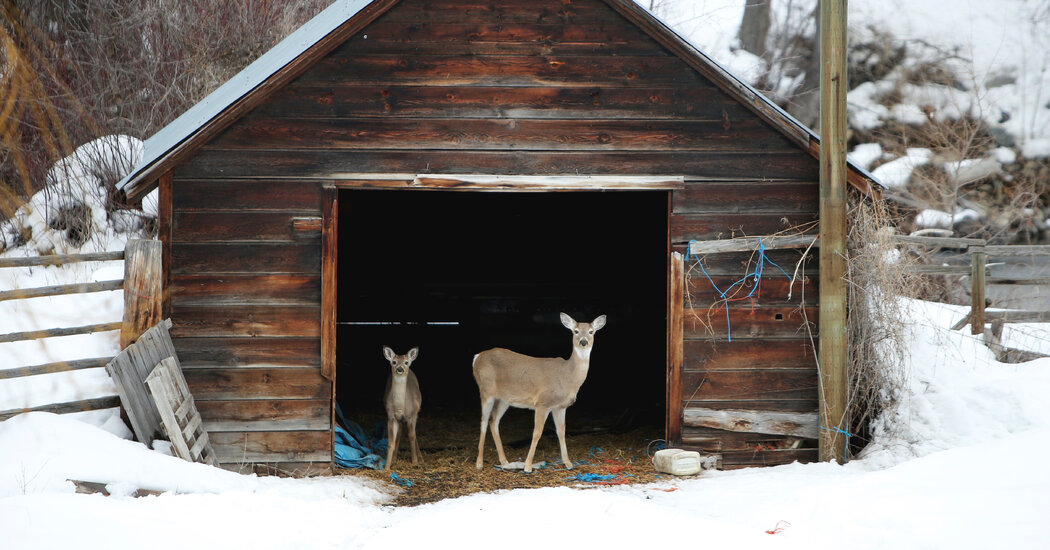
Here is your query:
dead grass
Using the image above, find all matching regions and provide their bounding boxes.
[334,412,674,507]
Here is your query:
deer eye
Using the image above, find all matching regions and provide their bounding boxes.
[588,329,594,334]
[574,329,580,334]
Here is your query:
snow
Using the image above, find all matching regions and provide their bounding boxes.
[870,148,933,189]
[847,143,884,171]
[1021,138,1050,159]
[914,208,980,229]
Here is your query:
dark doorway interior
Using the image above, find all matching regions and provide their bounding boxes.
[335,189,668,443]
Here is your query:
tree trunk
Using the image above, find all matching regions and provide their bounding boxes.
[738,0,771,57]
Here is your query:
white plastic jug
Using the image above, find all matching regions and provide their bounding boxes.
[653,448,704,476]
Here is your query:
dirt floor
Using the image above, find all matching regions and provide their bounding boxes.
[334,410,678,507]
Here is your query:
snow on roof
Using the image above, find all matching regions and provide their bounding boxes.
[115,0,373,195]
[116,0,882,197]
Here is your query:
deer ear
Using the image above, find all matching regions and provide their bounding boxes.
[560,312,576,329]
[383,346,395,361]
[592,315,607,331]
[408,347,419,361]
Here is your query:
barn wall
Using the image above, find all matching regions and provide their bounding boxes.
[169,0,820,470]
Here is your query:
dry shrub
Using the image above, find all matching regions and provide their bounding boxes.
[844,193,916,455]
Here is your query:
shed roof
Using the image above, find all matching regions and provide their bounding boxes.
[116,0,881,202]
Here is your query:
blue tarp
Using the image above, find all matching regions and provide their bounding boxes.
[334,403,387,470]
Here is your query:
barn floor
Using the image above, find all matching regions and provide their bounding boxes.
[334,410,673,507]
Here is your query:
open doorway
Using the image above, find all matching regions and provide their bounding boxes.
[334,189,669,458]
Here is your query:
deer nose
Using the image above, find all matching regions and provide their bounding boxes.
[580,338,589,347]
[395,367,405,375]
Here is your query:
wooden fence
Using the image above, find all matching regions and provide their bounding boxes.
[0,240,160,421]
[894,235,1050,343]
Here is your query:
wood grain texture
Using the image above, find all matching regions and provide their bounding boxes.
[168,305,320,338]
[181,149,819,181]
[171,274,320,306]
[683,339,816,371]
[183,368,331,400]
[172,179,323,212]
[258,85,759,121]
[321,186,338,381]
[684,305,818,340]
[671,212,819,242]
[209,430,331,463]
[673,182,819,213]
[121,240,163,349]
[197,399,331,431]
[681,369,818,403]
[171,243,320,274]
[666,251,684,446]
[174,337,320,367]
[683,407,818,438]
[687,275,818,306]
[172,211,307,243]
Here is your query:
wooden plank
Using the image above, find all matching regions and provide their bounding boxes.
[171,243,320,275]
[981,310,1050,323]
[122,240,163,349]
[106,319,177,445]
[211,117,798,152]
[159,171,173,320]
[302,54,707,88]
[684,306,818,340]
[682,425,814,450]
[321,186,338,381]
[173,337,320,367]
[259,84,759,121]
[208,430,331,463]
[180,149,819,181]
[0,279,123,302]
[0,322,122,344]
[172,179,323,212]
[171,274,321,306]
[222,461,331,476]
[145,358,194,462]
[666,251,684,446]
[971,247,986,335]
[679,248,817,276]
[673,182,819,214]
[987,277,1050,286]
[169,305,320,338]
[682,399,818,413]
[688,275,818,307]
[376,0,615,23]
[681,369,818,402]
[687,234,819,255]
[890,234,985,249]
[410,174,684,190]
[0,357,111,379]
[903,264,973,275]
[0,396,121,421]
[292,217,323,235]
[671,212,819,242]
[0,250,123,268]
[196,400,331,431]
[172,212,306,242]
[145,356,219,466]
[684,339,816,371]
[182,367,331,400]
[984,245,1050,257]
[721,448,817,468]
[683,407,818,439]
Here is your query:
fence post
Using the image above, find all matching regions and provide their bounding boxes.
[122,239,162,349]
[970,245,986,335]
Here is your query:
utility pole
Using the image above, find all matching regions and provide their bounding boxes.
[818,0,848,464]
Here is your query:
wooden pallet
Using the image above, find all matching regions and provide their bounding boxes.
[146,357,218,466]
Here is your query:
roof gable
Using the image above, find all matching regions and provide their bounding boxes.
[117,0,879,202]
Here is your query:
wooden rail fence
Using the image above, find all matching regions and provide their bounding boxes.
[894,235,1050,344]
[0,240,161,421]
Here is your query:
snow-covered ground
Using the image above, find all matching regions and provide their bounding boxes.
[2,298,1049,549]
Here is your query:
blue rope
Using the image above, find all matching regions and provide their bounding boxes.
[687,240,795,342]
[819,423,854,461]
[389,472,413,487]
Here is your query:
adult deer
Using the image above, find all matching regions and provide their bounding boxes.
[473,313,606,473]
[382,346,422,470]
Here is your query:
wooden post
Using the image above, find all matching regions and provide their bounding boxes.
[818,0,849,464]
[122,239,163,349]
[970,245,986,335]
[666,251,685,447]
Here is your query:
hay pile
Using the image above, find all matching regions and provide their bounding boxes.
[335,412,673,507]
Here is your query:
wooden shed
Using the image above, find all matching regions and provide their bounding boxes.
[117,0,877,474]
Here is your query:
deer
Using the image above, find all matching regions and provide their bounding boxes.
[472,313,606,473]
[382,346,422,470]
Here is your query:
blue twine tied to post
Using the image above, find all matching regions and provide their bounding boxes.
[686,240,793,342]
[819,423,854,461]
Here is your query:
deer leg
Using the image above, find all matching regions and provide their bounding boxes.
[552,407,572,469]
[489,400,511,466]
[385,419,400,471]
[524,408,550,473]
[476,397,495,469]
[408,416,422,464]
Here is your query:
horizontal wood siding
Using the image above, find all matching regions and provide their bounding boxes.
[170,175,327,469]
[170,0,823,469]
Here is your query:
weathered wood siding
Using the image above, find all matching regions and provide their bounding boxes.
[169,0,820,470]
